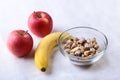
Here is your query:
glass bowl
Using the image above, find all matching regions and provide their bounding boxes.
[58,27,108,65]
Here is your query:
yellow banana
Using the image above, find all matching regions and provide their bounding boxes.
[35,32,71,72]
[34,32,73,72]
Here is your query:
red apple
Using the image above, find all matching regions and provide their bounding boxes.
[6,30,33,57]
[28,11,53,37]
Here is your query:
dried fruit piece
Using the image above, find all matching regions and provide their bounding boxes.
[84,51,90,56]
[70,46,80,53]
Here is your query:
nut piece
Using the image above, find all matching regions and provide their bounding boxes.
[71,43,77,49]
[86,38,91,43]
[94,44,99,50]
[64,42,72,49]
[90,48,96,55]
[79,37,86,44]
[84,43,90,51]
[74,50,82,56]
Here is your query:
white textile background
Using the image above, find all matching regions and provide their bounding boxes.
[0,0,120,80]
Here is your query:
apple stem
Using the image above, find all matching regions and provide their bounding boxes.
[18,30,28,36]
[34,11,42,18]
[24,30,28,35]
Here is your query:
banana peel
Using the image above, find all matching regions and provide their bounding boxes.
[34,32,72,72]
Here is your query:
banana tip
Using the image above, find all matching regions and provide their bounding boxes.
[41,67,46,72]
